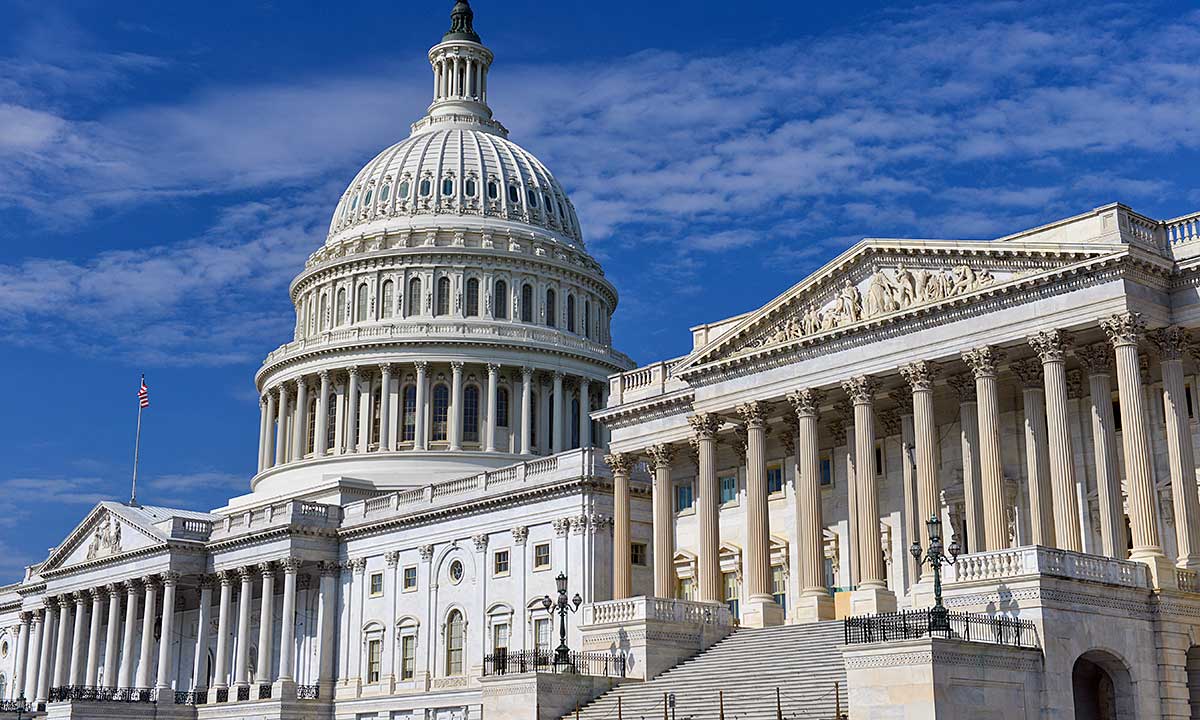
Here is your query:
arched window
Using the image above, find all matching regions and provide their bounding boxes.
[381,281,395,319]
[319,293,328,331]
[356,284,369,323]
[402,385,417,443]
[407,278,422,318]
[370,388,382,448]
[521,284,534,323]
[547,393,555,449]
[584,300,591,339]
[465,278,480,318]
[494,280,508,319]
[307,397,317,454]
[335,288,347,326]
[571,397,581,449]
[566,294,576,333]
[545,288,557,328]
[530,392,538,448]
[497,387,510,428]
[463,385,480,443]
[432,384,450,442]
[436,277,451,316]
[445,610,464,675]
[325,395,337,452]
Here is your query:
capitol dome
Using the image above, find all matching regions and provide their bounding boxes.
[243,0,632,507]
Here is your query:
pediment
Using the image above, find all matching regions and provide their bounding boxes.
[674,239,1129,375]
[40,502,168,574]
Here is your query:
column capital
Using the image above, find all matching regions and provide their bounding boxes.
[257,561,276,578]
[1101,312,1146,348]
[317,560,340,578]
[418,544,435,562]
[552,370,564,381]
[237,566,257,582]
[281,557,302,574]
[197,574,216,590]
[141,575,161,589]
[18,610,31,624]
[605,452,636,476]
[450,361,465,373]
[1028,329,1072,362]
[842,375,879,405]
[1010,357,1044,389]
[688,412,722,439]
[122,578,142,594]
[72,590,88,604]
[646,443,675,470]
[961,346,1004,378]
[521,366,534,380]
[486,363,500,375]
[511,526,529,545]
[216,569,237,586]
[787,388,824,418]
[378,362,393,374]
[414,360,429,373]
[1075,343,1113,375]
[317,369,331,382]
[1149,326,1190,361]
[472,534,490,552]
[347,364,360,379]
[160,571,181,587]
[900,360,937,392]
[105,582,122,595]
[736,400,769,429]
[349,557,368,574]
[384,551,400,568]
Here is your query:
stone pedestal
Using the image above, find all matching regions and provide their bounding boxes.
[908,580,937,610]
[848,586,897,616]
[741,596,786,628]
[794,593,835,624]
[1135,553,1180,591]
[480,672,625,720]
[579,597,734,681]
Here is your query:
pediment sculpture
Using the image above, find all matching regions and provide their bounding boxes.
[86,516,122,561]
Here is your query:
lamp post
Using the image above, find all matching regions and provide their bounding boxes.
[909,513,961,631]
[541,572,582,667]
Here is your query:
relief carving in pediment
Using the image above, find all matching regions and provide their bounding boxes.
[86,515,123,560]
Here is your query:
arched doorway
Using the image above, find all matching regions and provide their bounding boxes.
[1072,650,1133,720]
[1186,646,1200,719]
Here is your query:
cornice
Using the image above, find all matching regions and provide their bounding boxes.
[39,540,207,581]
[205,523,339,554]
[593,389,696,431]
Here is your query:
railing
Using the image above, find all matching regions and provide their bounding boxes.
[215,688,229,703]
[482,649,626,678]
[1166,211,1200,246]
[258,683,272,700]
[175,690,208,706]
[582,597,735,627]
[211,500,342,540]
[236,685,251,702]
[948,545,1150,589]
[0,700,31,713]
[296,684,320,700]
[608,358,690,405]
[170,517,214,540]
[844,608,1039,649]
[49,686,156,703]
[1179,568,1200,593]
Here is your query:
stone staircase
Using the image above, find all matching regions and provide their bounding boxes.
[564,621,847,720]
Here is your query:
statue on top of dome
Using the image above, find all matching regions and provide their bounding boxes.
[445,0,481,43]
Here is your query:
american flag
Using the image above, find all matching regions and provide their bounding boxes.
[138,377,150,409]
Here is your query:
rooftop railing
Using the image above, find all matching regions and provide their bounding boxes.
[210,499,342,541]
[947,545,1150,589]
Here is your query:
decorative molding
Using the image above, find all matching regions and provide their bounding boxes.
[1101,311,1145,347]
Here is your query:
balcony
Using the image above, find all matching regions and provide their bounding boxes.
[210,500,342,542]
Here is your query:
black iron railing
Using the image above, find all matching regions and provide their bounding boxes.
[483,648,626,678]
[0,700,31,713]
[844,608,1039,648]
[193,687,208,705]
[258,683,272,700]
[236,685,250,702]
[175,689,208,706]
[49,686,156,703]
[296,684,320,700]
[215,687,229,703]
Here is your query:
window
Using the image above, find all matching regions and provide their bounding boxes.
[432,384,450,442]
[631,542,647,567]
[403,566,418,591]
[449,560,464,584]
[464,385,480,443]
[380,183,391,202]
[874,442,885,477]
[367,639,382,683]
[567,294,576,332]
[494,280,508,319]
[521,284,534,323]
[407,277,422,318]
[493,622,509,653]
[402,386,417,442]
[335,288,346,326]
[445,611,464,675]
[497,387,510,427]
[534,542,551,569]
[306,397,317,454]
[723,572,740,620]
[494,550,510,576]
[534,618,552,654]
[545,288,557,327]
[819,455,833,487]
[400,634,416,680]
[442,177,454,196]
[319,294,329,331]
[399,180,411,199]
[677,577,695,601]
[420,178,432,197]
[364,188,373,206]
[380,280,394,319]
[771,565,787,614]
[355,285,369,322]
[528,189,538,208]
[507,184,520,204]
[487,179,499,200]
[1113,397,1123,432]
[1187,383,1195,420]
[720,475,738,504]
[584,300,591,339]
[370,388,382,447]
[436,277,451,316]
[369,572,384,597]
[465,278,480,317]
[465,178,477,197]
[767,464,784,495]
[570,397,581,449]
[675,483,694,512]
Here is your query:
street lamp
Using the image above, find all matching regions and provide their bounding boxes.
[541,572,583,667]
[909,514,961,631]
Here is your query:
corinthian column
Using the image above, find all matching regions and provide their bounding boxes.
[315,370,331,456]
[292,377,309,460]
[787,389,834,622]
[117,581,139,689]
[211,571,234,693]
[1075,343,1126,558]
[843,377,886,584]
[103,585,121,689]
[1103,313,1172,585]
[278,559,300,683]
[263,390,277,469]
[155,572,179,691]
[485,364,499,452]
[257,397,270,472]
[520,367,533,455]
[961,347,1008,552]
[737,400,782,626]
[68,591,88,686]
[900,362,942,575]
[1152,327,1200,570]
[234,568,254,687]
[606,453,635,600]
[449,362,464,451]
[1011,358,1054,547]
[414,362,429,451]
[378,364,393,451]
[948,373,983,553]
[552,372,565,454]
[690,413,724,603]
[647,444,677,598]
[13,612,29,700]
[84,589,103,686]
[53,594,73,689]
[36,601,56,703]
[1027,330,1081,551]
[256,564,275,684]
[579,378,592,449]
[24,610,42,701]
[192,576,213,691]
[275,383,290,466]
[346,367,360,453]
[135,577,158,689]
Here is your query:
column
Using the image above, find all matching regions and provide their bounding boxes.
[1076,344,1127,558]
[68,591,88,686]
[1027,330,1083,551]
[832,403,857,585]
[485,364,499,452]
[948,374,983,553]
[900,362,942,579]
[889,388,919,591]
[155,573,178,691]
[263,389,277,469]
[690,413,723,603]
[520,367,534,455]
[579,378,592,449]
[317,563,338,689]
[212,571,234,691]
[1011,358,1054,547]
[737,401,783,627]
[256,564,275,684]
[278,559,300,684]
[1102,313,1173,584]
[379,364,393,452]
[843,376,894,612]
[135,577,158,689]
[552,372,565,454]
[607,454,634,600]
[961,348,1008,552]
[14,613,30,700]
[85,589,103,686]
[103,584,120,689]
[292,377,309,460]
[118,581,139,689]
[258,397,270,472]
[787,389,834,622]
[53,594,72,689]
[23,610,41,701]
[275,383,290,466]
[35,601,55,703]
[316,370,331,456]
[1153,327,1200,569]
[192,576,213,691]
[414,362,429,451]
[234,568,254,687]
[647,444,676,599]
[346,367,360,453]
[449,362,464,451]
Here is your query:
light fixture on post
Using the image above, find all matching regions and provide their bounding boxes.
[541,572,583,667]
[909,513,961,632]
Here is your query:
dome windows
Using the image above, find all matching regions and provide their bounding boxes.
[442,178,455,196]
[493,280,508,320]
[465,178,477,198]
[507,184,520,204]
[380,183,391,202]
[487,180,499,200]
[364,189,373,206]
[420,179,433,197]
[528,190,538,209]
[399,180,411,200]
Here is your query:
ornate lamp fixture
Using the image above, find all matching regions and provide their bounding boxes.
[541,572,583,666]
[909,514,961,630]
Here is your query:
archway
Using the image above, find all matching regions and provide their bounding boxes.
[1072,650,1133,720]
[1186,646,1200,719]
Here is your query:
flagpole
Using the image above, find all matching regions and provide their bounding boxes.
[131,374,144,507]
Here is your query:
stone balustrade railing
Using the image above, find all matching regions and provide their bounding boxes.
[581,596,735,627]
[608,357,690,405]
[210,500,342,541]
[947,545,1150,589]
[1166,211,1200,246]
[164,517,213,541]
[1178,568,1200,593]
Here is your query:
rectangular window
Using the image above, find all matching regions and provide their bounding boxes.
[874,443,885,477]
[677,577,695,601]
[767,464,784,494]
[497,388,510,427]
[534,542,551,569]
[819,456,833,487]
[464,387,480,442]
[402,386,417,442]
[402,566,417,591]
[719,475,738,504]
[400,635,416,680]
[534,618,552,654]
[1187,383,1196,420]
[369,572,384,598]
[631,542,647,567]
[494,550,510,576]
[493,622,510,652]
[675,483,694,512]
[1113,398,1123,433]
[771,565,787,616]
[367,639,382,683]
[723,571,740,620]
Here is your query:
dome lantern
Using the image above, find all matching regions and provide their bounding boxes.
[426,0,496,128]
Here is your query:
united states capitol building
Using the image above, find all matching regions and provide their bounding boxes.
[5,2,1200,719]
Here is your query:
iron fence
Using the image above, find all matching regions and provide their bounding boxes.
[258,683,273,700]
[0,700,31,713]
[48,686,156,703]
[483,648,626,678]
[175,689,208,706]
[296,684,320,700]
[844,608,1039,648]
[215,687,229,703]
[236,685,251,702]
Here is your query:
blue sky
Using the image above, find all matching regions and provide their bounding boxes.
[0,0,1198,577]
